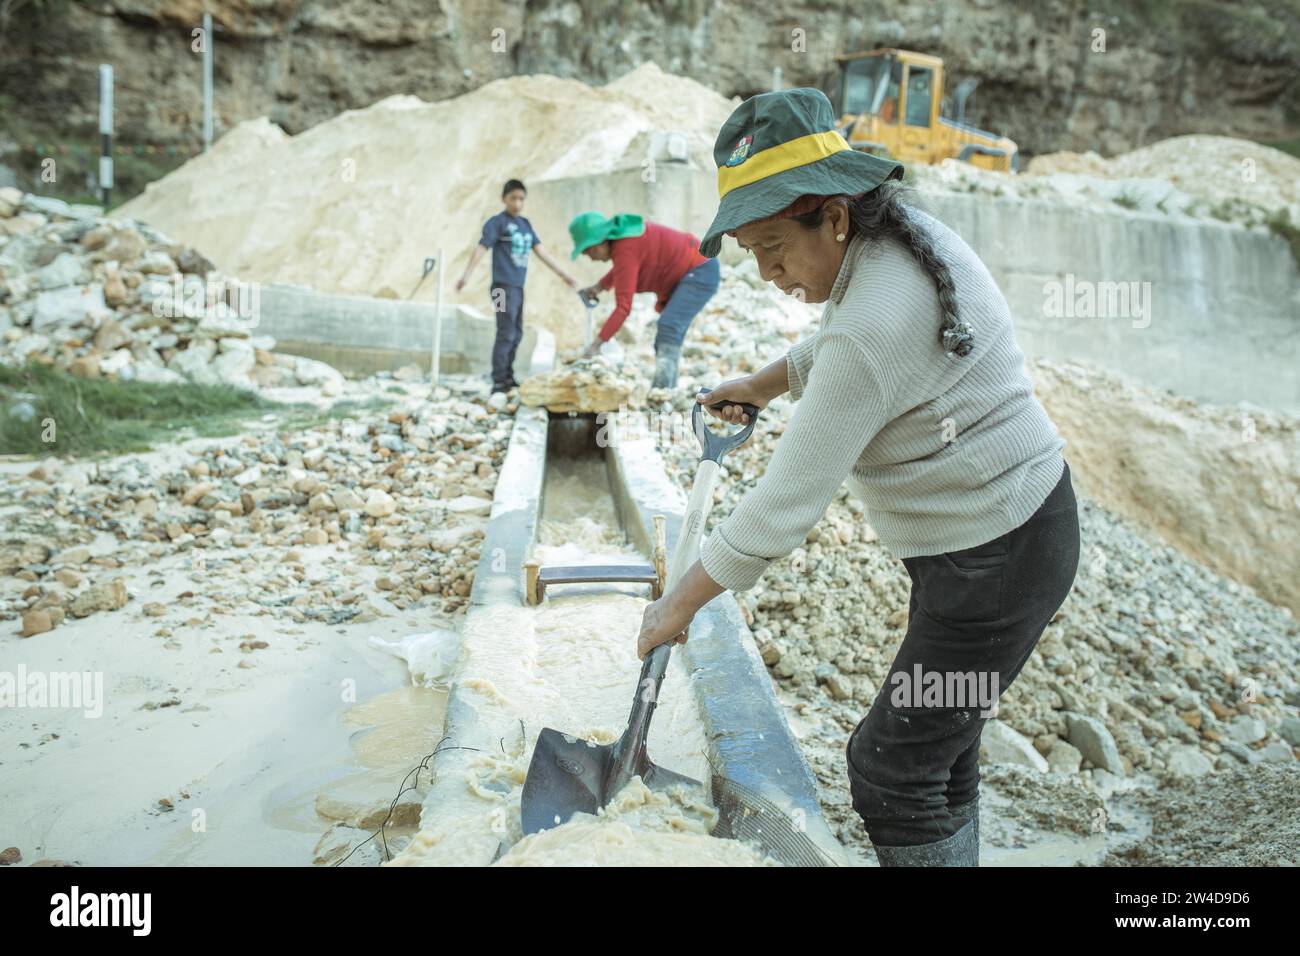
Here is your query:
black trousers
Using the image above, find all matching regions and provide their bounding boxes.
[490,283,525,389]
[846,460,1080,847]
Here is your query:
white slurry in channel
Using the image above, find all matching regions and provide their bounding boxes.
[390,458,774,866]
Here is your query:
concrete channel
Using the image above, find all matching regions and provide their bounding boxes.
[399,369,846,864]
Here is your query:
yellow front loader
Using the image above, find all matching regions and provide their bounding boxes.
[832,49,1019,172]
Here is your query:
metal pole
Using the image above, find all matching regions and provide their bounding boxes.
[431,248,444,387]
[202,13,214,150]
[772,66,782,92]
[98,64,113,208]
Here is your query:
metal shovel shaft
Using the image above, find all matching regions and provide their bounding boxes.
[605,456,719,794]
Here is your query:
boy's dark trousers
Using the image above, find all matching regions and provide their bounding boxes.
[490,283,525,390]
[846,460,1081,849]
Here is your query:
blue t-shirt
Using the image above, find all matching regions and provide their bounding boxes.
[479,212,540,288]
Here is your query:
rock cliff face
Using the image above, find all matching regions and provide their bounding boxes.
[2,0,1297,161]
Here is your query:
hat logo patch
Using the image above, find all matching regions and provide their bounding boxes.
[725,135,753,167]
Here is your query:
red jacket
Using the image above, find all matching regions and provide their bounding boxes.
[595,222,708,342]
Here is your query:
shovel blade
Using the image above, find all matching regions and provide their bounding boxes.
[641,762,704,793]
[520,728,615,834]
[520,727,705,835]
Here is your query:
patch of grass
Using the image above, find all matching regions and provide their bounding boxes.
[1264,207,1300,268]
[0,362,278,456]
[1113,188,1140,210]
[274,397,393,433]
[1262,137,1300,160]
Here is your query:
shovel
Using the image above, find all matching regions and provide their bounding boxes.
[520,392,760,835]
[577,288,598,348]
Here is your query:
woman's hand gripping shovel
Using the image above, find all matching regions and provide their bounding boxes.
[519,392,760,834]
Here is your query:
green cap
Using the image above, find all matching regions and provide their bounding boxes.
[699,88,903,258]
[568,212,647,260]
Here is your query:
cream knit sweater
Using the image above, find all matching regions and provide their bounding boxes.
[699,207,1066,593]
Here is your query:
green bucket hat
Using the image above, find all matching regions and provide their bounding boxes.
[699,88,904,258]
[569,211,646,260]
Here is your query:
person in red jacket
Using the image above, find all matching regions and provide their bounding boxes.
[568,212,721,389]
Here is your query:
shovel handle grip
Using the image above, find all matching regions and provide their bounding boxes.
[693,390,760,464]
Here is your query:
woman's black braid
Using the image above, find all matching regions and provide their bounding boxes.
[792,181,974,358]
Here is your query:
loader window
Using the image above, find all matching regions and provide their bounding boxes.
[880,61,902,124]
[905,67,933,126]
[840,55,890,116]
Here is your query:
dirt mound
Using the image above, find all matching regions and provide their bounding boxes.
[1031,359,1300,614]
[117,64,736,346]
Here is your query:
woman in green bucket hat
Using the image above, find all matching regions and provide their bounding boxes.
[635,88,1079,867]
[569,210,721,389]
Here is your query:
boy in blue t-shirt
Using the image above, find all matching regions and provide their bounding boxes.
[456,179,579,393]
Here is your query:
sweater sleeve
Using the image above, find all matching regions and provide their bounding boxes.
[785,332,819,400]
[597,253,639,341]
[700,333,898,592]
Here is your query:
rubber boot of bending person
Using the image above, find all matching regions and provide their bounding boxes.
[651,343,681,390]
[872,816,978,867]
[949,796,979,859]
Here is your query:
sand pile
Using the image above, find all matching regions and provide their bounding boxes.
[1031,359,1300,615]
[1102,763,1300,866]
[118,63,736,345]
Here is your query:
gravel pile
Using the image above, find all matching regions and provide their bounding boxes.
[3,378,515,640]
[0,188,344,392]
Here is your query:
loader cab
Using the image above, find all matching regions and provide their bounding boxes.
[838,52,899,119]
[835,49,945,163]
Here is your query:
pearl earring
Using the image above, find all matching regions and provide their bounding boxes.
[836,233,846,242]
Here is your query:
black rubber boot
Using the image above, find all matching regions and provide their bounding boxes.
[873,818,978,867]
[651,344,681,390]
[949,797,980,866]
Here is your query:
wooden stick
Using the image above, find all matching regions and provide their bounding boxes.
[523,557,541,606]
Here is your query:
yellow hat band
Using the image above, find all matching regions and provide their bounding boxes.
[716,130,852,199]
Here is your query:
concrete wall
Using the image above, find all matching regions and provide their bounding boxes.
[536,165,1299,412]
[921,193,1300,413]
[253,284,554,379]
